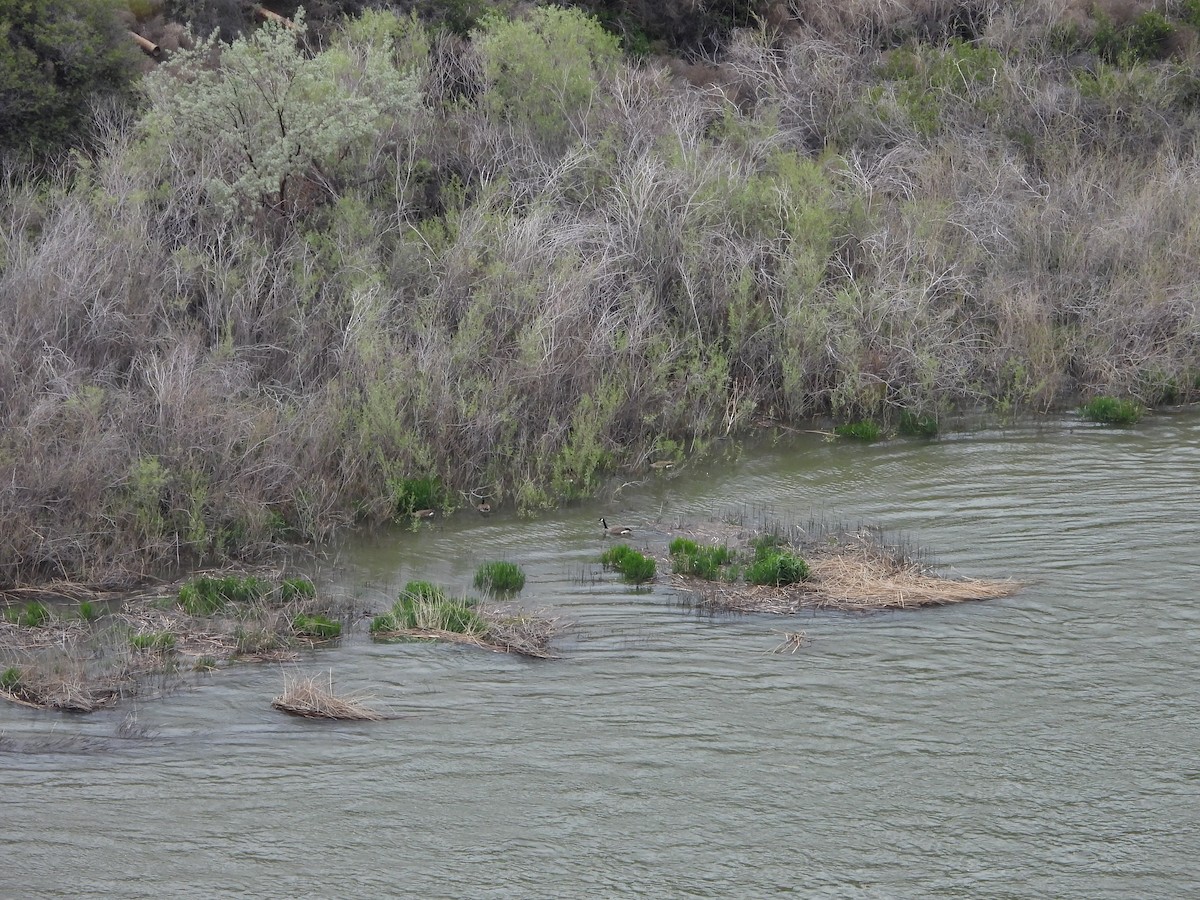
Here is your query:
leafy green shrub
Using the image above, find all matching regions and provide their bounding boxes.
[473,561,526,594]
[1095,11,1174,65]
[601,544,657,584]
[745,552,810,587]
[834,421,882,441]
[1,667,22,691]
[473,6,620,150]
[280,577,317,603]
[898,412,939,438]
[6,602,51,628]
[291,614,342,639]
[0,0,139,157]
[1080,396,1143,425]
[131,631,176,651]
[670,539,736,580]
[178,575,270,616]
[142,11,417,218]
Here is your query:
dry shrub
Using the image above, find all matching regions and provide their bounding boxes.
[271,670,385,721]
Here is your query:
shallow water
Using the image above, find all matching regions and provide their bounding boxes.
[3,412,1199,898]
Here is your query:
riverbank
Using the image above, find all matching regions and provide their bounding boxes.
[1,3,1198,588]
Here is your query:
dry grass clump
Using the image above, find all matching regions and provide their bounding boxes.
[271,670,385,721]
[482,608,563,660]
[771,631,809,653]
[0,669,124,713]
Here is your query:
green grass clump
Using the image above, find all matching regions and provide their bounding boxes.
[745,551,810,587]
[403,581,446,603]
[77,600,100,621]
[600,544,656,584]
[834,421,882,441]
[280,577,316,603]
[369,614,398,634]
[1080,396,1143,425]
[291,613,342,639]
[194,656,217,672]
[131,631,176,651]
[898,411,939,437]
[1,667,22,691]
[388,474,444,519]
[373,582,487,636]
[745,535,810,586]
[6,601,51,627]
[670,538,736,580]
[178,574,270,616]
[473,561,526,595]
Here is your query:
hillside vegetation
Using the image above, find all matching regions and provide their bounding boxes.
[1,1,1198,586]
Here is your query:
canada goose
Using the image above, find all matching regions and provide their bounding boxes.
[413,508,435,519]
[601,517,632,537]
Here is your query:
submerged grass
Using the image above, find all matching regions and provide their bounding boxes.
[473,561,526,595]
[1,568,342,712]
[600,545,657,584]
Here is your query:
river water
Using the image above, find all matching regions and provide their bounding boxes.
[2,413,1198,898]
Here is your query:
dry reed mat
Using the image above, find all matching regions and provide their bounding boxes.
[271,670,385,721]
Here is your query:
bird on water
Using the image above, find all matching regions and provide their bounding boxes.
[601,517,632,537]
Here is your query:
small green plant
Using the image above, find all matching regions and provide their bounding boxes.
[194,656,218,672]
[1,667,22,691]
[77,600,101,622]
[131,631,176,651]
[403,581,446,603]
[670,539,736,580]
[473,561,526,594]
[291,613,342,639]
[369,614,397,634]
[745,551,811,587]
[669,537,699,557]
[898,411,939,438]
[178,574,270,616]
[373,581,487,636]
[6,601,51,627]
[600,544,657,584]
[834,421,882,441]
[1080,396,1143,425]
[388,475,444,519]
[280,577,316,603]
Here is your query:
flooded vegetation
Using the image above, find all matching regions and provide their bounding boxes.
[3,416,1199,896]
[0,570,344,711]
